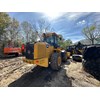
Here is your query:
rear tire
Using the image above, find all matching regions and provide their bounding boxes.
[50,52,62,70]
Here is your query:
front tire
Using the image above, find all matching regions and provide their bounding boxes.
[61,51,67,62]
[50,52,62,70]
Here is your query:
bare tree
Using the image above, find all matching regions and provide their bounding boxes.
[95,24,100,41]
[21,21,39,43]
[21,21,32,42]
[82,23,100,44]
[31,19,54,41]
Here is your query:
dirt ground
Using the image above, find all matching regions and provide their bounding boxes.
[0,57,100,87]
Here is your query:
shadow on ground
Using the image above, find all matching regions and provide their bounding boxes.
[8,62,72,87]
[0,55,23,60]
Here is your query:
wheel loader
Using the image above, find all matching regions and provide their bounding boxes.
[23,32,67,70]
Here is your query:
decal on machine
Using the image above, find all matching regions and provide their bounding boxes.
[46,44,49,48]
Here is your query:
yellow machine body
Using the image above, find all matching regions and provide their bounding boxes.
[23,57,49,67]
[34,42,54,59]
[23,42,55,67]
[23,41,62,67]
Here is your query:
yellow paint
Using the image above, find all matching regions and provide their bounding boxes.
[23,57,48,67]
[34,42,54,60]
[34,58,48,67]
[66,52,70,58]
[79,49,83,54]
[34,42,46,59]
[54,48,62,52]
[45,45,54,58]
[58,56,61,66]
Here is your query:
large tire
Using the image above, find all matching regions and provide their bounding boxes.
[82,59,100,80]
[50,52,62,70]
[61,51,67,62]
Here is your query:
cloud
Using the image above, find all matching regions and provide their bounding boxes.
[42,12,66,21]
[64,12,92,21]
[77,20,86,25]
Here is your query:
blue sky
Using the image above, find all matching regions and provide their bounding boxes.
[8,12,100,43]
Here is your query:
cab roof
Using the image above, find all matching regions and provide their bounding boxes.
[42,32,59,38]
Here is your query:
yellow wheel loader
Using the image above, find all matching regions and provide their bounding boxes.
[23,32,67,70]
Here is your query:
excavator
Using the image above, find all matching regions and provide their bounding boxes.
[23,32,67,70]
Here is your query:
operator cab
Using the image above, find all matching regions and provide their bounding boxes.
[42,32,60,48]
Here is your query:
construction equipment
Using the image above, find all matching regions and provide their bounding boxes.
[66,45,75,58]
[82,44,100,80]
[4,41,22,57]
[66,42,84,60]
[74,42,84,55]
[72,42,84,61]
[23,32,67,70]
[21,44,26,56]
[4,47,21,56]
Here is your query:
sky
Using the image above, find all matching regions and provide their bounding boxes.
[8,12,100,43]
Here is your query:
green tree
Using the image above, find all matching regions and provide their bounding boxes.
[0,12,11,41]
[65,39,72,46]
[58,35,72,49]
[7,18,20,42]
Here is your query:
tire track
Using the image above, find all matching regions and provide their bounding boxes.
[0,59,22,69]
[0,63,35,87]
[0,61,25,81]
[0,57,35,86]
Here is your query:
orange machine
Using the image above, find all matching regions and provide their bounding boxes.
[4,47,21,56]
[4,41,22,56]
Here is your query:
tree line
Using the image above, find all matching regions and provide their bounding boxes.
[0,12,73,51]
[0,13,54,47]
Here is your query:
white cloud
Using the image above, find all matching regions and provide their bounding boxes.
[65,12,91,21]
[77,20,86,25]
[67,12,83,19]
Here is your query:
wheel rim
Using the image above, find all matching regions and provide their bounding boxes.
[58,56,61,66]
